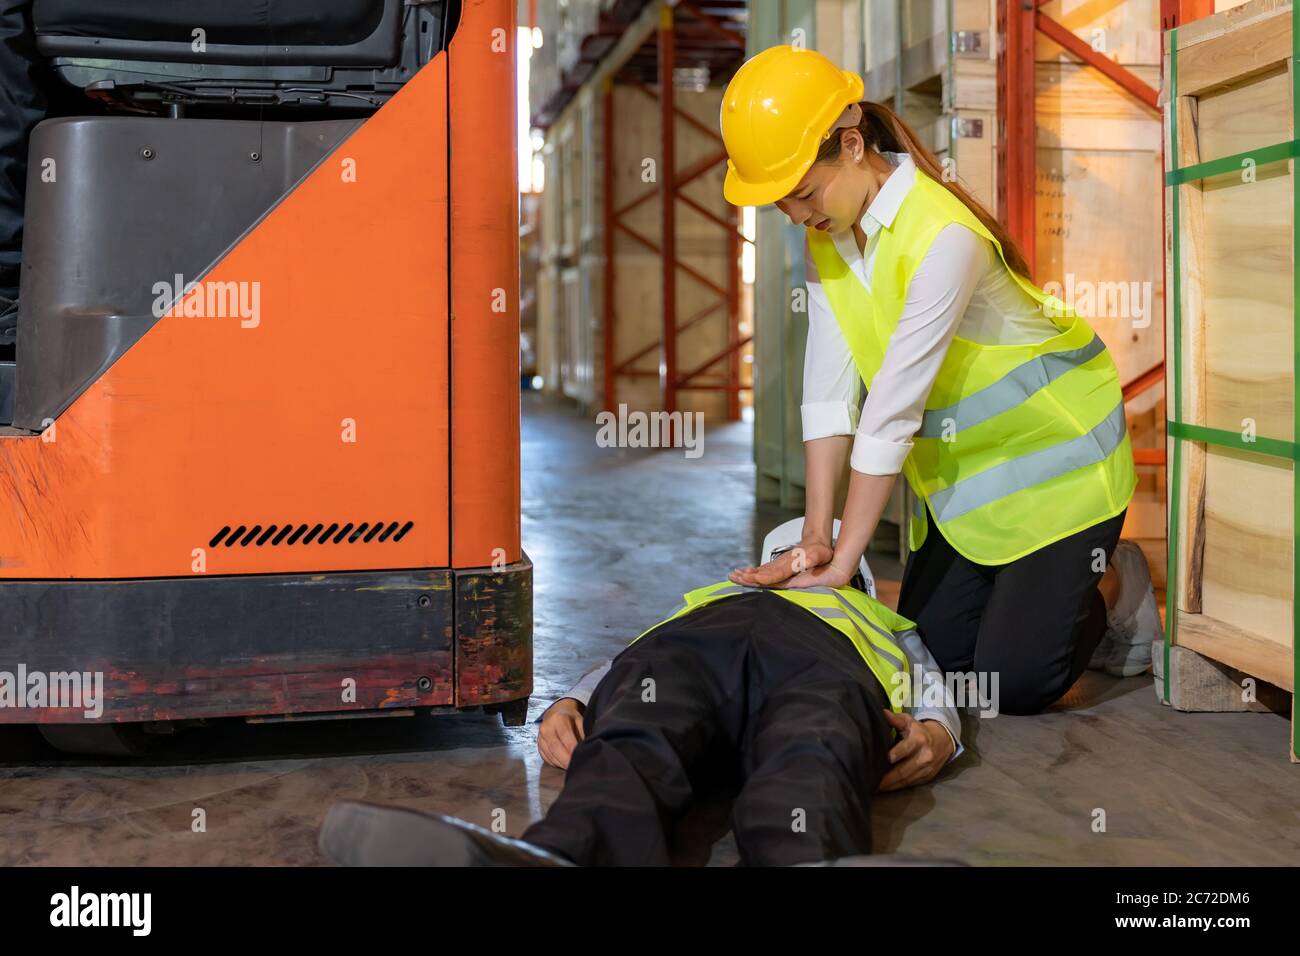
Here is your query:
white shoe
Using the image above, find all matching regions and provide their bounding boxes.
[1101,540,1162,677]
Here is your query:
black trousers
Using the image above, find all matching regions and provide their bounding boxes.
[522,591,894,866]
[896,506,1127,715]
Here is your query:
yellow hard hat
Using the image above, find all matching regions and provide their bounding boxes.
[720,45,865,207]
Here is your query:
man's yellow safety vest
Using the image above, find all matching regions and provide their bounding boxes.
[630,582,912,712]
[807,171,1136,564]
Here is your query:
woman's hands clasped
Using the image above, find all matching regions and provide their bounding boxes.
[728,538,855,590]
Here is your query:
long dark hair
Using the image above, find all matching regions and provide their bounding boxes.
[817,101,1031,279]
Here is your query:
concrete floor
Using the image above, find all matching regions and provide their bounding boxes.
[0,393,1295,865]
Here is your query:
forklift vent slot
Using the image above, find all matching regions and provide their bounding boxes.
[208,521,413,548]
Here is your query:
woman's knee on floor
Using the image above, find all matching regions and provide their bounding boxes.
[970,650,1075,716]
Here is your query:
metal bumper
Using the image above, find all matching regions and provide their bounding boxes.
[0,556,532,724]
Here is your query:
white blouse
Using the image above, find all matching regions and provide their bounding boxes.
[801,153,1059,476]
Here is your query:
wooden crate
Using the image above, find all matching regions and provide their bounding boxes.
[1163,0,1297,761]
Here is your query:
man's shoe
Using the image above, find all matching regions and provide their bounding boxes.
[1101,541,1162,677]
[318,800,575,867]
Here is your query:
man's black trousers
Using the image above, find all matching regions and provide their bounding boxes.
[897,504,1127,715]
[522,591,895,866]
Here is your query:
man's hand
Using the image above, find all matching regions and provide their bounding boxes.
[538,698,585,770]
[878,711,954,791]
[729,540,833,588]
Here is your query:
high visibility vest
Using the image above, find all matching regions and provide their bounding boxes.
[630,582,912,712]
[807,171,1136,564]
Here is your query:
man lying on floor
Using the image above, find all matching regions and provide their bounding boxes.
[319,525,963,867]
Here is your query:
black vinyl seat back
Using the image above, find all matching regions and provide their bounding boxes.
[31,0,459,112]
[34,0,390,55]
[7,0,464,428]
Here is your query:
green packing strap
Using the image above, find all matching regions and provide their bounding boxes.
[1166,25,1180,709]
[1166,421,1300,462]
[1165,139,1300,186]
[1165,7,1300,759]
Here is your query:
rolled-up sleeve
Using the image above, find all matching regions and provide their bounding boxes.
[534,659,611,724]
[896,627,964,764]
[849,223,986,476]
[801,240,862,441]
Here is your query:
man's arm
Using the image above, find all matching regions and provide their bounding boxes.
[536,659,611,721]
[896,628,964,764]
[536,659,612,770]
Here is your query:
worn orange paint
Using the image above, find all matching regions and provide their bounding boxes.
[450,0,522,569]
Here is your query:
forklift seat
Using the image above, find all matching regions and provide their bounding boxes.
[34,0,387,48]
[31,0,434,110]
[10,0,455,432]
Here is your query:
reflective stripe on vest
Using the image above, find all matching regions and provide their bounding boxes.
[917,333,1108,439]
[928,399,1128,524]
[807,171,1136,565]
[630,581,912,711]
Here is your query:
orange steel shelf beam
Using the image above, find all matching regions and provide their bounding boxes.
[602,4,751,417]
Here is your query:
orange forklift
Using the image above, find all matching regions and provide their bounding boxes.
[0,0,530,753]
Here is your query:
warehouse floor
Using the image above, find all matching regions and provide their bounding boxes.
[0,393,1295,865]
